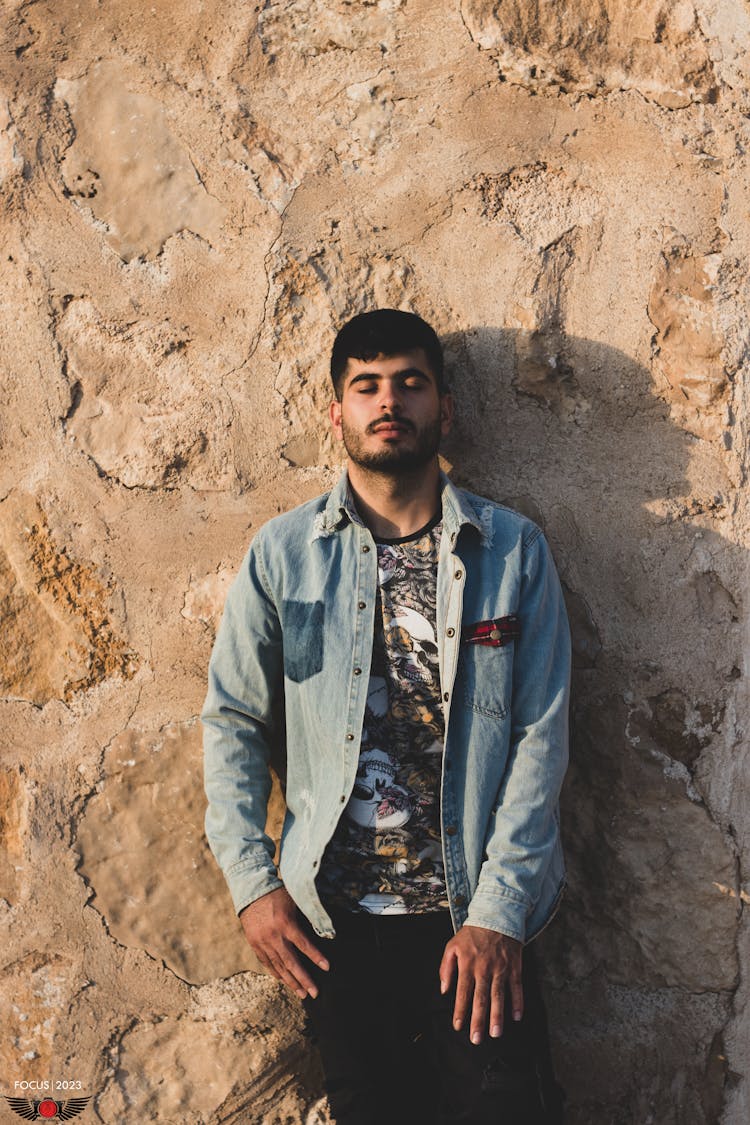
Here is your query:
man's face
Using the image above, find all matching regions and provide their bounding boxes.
[329,349,453,474]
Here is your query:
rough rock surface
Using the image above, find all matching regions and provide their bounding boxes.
[95,977,328,1124]
[74,720,286,985]
[0,1,748,1122]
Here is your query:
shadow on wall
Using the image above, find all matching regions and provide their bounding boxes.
[70,326,741,1124]
[437,327,741,1125]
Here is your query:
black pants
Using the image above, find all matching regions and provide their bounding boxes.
[302,909,565,1125]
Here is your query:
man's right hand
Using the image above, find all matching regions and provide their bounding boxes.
[239,887,330,1000]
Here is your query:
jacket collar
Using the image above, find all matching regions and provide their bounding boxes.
[316,468,489,545]
[438,471,489,544]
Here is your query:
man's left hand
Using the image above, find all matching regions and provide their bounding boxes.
[439,925,523,1045]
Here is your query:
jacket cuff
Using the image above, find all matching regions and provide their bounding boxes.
[464,887,530,944]
[225,857,285,916]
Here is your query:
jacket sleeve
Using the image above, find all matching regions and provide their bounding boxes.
[464,528,571,942]
[201,530,285,916]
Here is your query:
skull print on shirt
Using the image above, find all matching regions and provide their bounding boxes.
[316,516,449,915]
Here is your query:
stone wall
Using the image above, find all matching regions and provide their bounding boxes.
[0,2,748,1121]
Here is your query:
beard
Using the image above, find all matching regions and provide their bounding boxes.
[340,413,443,474]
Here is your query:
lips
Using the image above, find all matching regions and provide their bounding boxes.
[371,420,413,437]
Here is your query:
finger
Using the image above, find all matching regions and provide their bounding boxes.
[252,950,280,983]
[243,929,286,977]
[251,946,274,972]
[510,960,524,1023]
[489,973,505,1039]
[289,923,331,972]
[439,944,457,995]
[452,965,473,1032]
[267,947,310,1000]
[470,977,490,1045]
[257,946,289,985]
[280,937,324,999]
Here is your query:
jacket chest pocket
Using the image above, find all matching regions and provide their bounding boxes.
[282,600,325,683]
[455,643,513,719]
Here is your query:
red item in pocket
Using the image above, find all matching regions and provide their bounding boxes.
[461,615,520,647]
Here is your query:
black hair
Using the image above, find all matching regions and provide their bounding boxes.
[330,309,445,399]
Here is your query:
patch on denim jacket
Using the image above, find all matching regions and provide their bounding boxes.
[462,615,520,647]
[283,600,324,682]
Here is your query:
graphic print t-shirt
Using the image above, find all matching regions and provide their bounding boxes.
[316,514,449,915]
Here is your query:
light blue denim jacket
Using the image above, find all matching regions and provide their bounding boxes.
[202,470,570,943]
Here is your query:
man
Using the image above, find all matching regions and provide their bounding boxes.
[202,309,570,1124]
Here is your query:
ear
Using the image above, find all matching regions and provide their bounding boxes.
[329,398,344,442]
[440,392,454,437]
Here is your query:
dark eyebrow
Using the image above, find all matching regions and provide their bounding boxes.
[347,367,432,386]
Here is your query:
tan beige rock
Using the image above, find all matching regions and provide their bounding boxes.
[56,62,225,262]
[0,98,23,183]
[0,499,136,704]
[553,694,739,993]
[0,770,25,859]
[0,544,85,703]
[95,1014,256,1121]
[75,722,286,985]
[472,165,599,252]
[75,722,246,984]
[1,0,749,1121]
[181,568,236,628]
[95,977,327,1124]
[0,953,75,1081]
[0,769,27,904]
[648,238,728,439]
[461,0,719,107]
[56,298,234,490]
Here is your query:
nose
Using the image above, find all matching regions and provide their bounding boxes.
[377,378,404,413]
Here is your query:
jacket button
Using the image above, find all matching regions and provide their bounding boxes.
[340,794,346,803]
[354,667,362,675]
[445,825,458,836]
[443,692,449,702]
[453,894,467,907]
[346,733,354,741]
[454,569,462,580]
[362,544,370,553]
[358,601,366,609]
[446,627,455,637]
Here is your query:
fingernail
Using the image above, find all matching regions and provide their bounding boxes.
[453,1019,461,1030]
[297,990,307,1000]
[513,1010,522,1022]
[491,1024,502,1038]
[440,980,447,995]
[471,1032,481,1045]
[318,961,330,971]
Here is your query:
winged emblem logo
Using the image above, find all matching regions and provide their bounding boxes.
[4,1097,91,1120]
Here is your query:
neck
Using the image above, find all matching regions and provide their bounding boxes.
[346,459,442,539]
